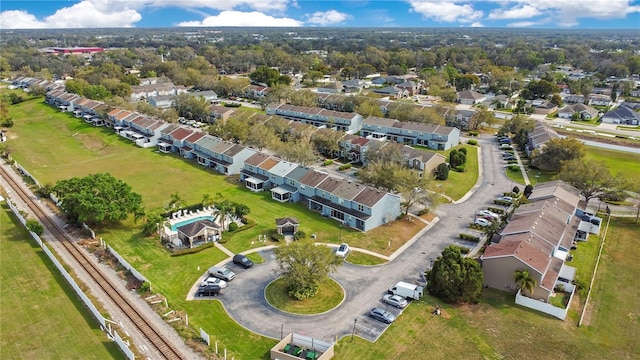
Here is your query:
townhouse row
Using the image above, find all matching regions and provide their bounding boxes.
[266,103,460,150]
[45,90,402,232]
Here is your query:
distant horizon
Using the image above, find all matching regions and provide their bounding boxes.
[1,1,639,30]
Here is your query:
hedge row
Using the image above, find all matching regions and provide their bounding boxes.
[338,164,352,170]
[171,242,216,257]
[493,199,512,206]
[467,139,478,145]
[459,233,481,242]
[487,206,505,214]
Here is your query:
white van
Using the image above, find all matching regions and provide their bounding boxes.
[388,281,423,300]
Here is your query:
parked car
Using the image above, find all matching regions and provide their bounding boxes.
[499,138,512,144]
[208,266,236,281]
[474,218,492,227]
[382,294,409,309]
[500,144,513,150]
[478,210,500,220]
[201,277,227,288]
[368,307,395,324]
[336,243,350,258]
[196,284,221,297]
[497,196,514,203]
[232,254,254,269]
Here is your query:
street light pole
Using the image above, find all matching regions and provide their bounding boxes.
[281,323,285,340]
[351,318,357,342]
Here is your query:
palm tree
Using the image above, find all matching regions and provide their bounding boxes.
[168,192,186,209]
[514,269,537,296]
[133,206,146,224]
[202,193,214,208]
[213,200,233,230]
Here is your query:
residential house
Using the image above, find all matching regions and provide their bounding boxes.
[563,95,585,104]
[525,120,560,155]
[557,103,599,120]
[179,131,206,159]
[457,90,486,105]
[530,99,558,115]
[396,80,419,95]
[449,110,476,130]
[160,126,197,153]
[371,86,409,99]
[360,116,460,150]
[601,105,640,125]
[268,161,300,202]
[266,103,364,134]
[588,95,612,107]
[244,84,268,98]
[148,95,175,108]
[190,90,218,103]
[208,105,235,122]
[399,145,447,175]
[341,79,365,94]
[130,81,187,101]
[630,89,640,97]
[240,152,272,192]
[481,181,596,319]
[318,81,343,94]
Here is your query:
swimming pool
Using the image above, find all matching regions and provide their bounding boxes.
[171,216,215,231]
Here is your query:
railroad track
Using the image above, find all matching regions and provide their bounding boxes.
[1,166,184,360]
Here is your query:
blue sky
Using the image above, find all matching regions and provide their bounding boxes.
[1,1,639,29]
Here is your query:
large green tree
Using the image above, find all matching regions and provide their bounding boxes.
[52,173,142,225]
[559,159,630,202]
[426,245,483,303]
[530,137,585,172]
[273,239,342,300]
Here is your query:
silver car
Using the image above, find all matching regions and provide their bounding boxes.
[382,294,408,309]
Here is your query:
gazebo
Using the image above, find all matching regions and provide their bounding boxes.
[275,217,299,235]
[177,219,221,248]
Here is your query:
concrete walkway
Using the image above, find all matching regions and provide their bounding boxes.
[512,148,531,185]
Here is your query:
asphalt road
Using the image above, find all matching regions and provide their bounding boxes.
[207,134,513,342]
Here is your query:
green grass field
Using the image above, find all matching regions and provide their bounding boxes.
[430,144,479,201]
[265,277,344,314]
[0,204,123,360]
[584,146,640,180]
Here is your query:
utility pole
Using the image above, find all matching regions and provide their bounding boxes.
[351,318,357,342]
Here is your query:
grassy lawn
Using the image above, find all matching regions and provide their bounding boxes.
[505,165,525,185]
[0,204,123,360]
[265,277,344,314]
[584,146,640,179]
[525,167,556,185]
[346,251,388,266]
[430,144,479,201]
[570,233,600,298]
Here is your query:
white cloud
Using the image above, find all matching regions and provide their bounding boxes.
[306,10,352,25]
[496,0,640,25]
[506,21,538,27]
[0,0,142,29]
[488,5,541,20]
[177,10,302,27]
[150,0,294,12]
[470,22,485,27]
[407,1,483,23]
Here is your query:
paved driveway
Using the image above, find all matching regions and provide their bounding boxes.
[209,134,513,341]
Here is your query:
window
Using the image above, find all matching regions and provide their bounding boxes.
[357,204,364,212]
[331,209,345,221]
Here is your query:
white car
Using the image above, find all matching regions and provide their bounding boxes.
[497,196,514,203]
[478,210,500,220]
[336,243,350,257]
[474,218,492,227]
[201,277,227,288]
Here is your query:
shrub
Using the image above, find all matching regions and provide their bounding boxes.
[323,159,334,166]
[137,281,151,294]
[294,231,306,240]
[435,162,449,180]
[468,131,479,137]
[459,233,480,242]
[459,148,467,155]
[488,206,504,214]
[467,139,478,145]
[493,199,512,206]
[26,219,44,236]
[270,230,285,242]
[523,184,534,198]
[417,208,430,216]
[224,102,241,108]
[454,164,466,172]
[507,165,520,172]
[338,164,352,171]
[228,222,239,232]
[512,186,521,194]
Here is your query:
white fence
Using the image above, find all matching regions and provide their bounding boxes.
[4,198,137,359]
[14,161,41,188]
[515,288,574,320]
[200,328,211,346]
[107,244,148,283]
[114,330,135,360]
